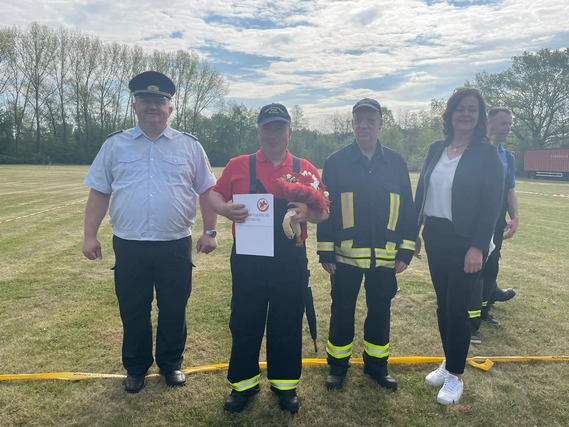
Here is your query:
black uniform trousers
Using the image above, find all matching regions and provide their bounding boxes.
[327,262,398,375]
[482,221,506,310]
[468,219,505,331]
[422,217,485,375]
[113,236,193,375]
[227,196,307,390]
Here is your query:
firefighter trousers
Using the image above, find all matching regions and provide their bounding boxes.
[327,262,397,375]
[481,228,504,310]
[227,244,307,391]
[468,224,504,331]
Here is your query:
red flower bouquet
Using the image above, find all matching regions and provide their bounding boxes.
[276,171,329,245]
[276,171,330,213]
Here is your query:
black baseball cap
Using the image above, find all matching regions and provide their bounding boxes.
[129,71,176,99]
[257,103,291,125]
[352,98,382,115]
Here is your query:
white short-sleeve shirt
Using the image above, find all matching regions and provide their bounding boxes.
[85,125,217,241]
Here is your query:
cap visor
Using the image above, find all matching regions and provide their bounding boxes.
[353,104,380,112]
[133,91,171,99]
[258,117,291,125]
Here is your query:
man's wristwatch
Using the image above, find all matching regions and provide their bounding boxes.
[204,229,217,238]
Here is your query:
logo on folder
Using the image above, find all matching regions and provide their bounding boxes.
[257,198,270,212]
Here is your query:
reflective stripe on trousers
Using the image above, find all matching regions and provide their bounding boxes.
[326,341,353,359]
[230,374,261,392]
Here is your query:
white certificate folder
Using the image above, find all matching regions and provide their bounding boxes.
[234,193,274,257]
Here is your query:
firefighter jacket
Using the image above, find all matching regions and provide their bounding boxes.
[317,141,417,269]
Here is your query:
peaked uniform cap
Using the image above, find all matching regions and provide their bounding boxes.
[129,71,176,99]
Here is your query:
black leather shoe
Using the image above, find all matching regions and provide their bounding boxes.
[493,288,516,302]
[162,370,187,387]
[124,374,146,393]
[278,394,300,414]
[325,374,345,390]
[270,388,299,414]
[375,374,398,391]
[326,365,349,390]
[364,367,398,391]
[481,312,501,326]
[224,385,260,413]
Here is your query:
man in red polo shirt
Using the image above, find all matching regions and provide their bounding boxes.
[210,103,329,414]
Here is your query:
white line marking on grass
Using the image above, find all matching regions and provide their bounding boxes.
[0,199,87,224]
[518,191,569,198]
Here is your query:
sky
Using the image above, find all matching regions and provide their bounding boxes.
[2,0,568,129]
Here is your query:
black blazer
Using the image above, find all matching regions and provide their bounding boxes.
[415,139,504,251]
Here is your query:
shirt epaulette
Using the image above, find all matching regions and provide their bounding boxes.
[107,130,124,138]
[182,132,199,141]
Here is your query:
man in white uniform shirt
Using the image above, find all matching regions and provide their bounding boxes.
[82,71,218,393]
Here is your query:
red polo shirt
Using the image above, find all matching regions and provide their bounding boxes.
[213,149,322,201]
[213,150,323,237]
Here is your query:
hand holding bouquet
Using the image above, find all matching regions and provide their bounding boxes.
[276,171,329,245]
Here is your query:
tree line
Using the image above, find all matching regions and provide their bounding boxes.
[1,23,568,169]
[0,23,227,164]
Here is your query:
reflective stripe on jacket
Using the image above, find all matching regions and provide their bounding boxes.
[317,141,417,268]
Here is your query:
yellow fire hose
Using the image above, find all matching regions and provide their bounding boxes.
[1,356,568,381]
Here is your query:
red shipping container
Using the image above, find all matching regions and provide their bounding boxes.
[524,149,569,179]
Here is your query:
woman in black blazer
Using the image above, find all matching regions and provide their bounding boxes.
[414,88,504,405]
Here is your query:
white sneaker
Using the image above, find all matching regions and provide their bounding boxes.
[436,374,464,405]
[425,360,448,387]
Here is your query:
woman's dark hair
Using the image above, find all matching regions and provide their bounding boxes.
[442,87,488,143]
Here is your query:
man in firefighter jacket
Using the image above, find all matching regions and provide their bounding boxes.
[317,98,417,391]
[210,103,329,414]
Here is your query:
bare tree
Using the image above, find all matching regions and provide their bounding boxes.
[68,33,102,154]
[46,27,74,151]
[187,58,228,133]
[2,26,31,156]
[118,44,145,129]
[18,23,57,156]
[170,50,199,130]
[289,105,308,130]
[325,111,352,148]
[0,27,15,96]
[92,43,125,142]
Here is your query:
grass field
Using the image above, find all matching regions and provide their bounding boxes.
[1,164,568,427]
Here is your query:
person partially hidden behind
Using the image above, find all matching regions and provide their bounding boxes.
[82,71,218,393]
[481,107,519,320]
[468,106,518,343]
